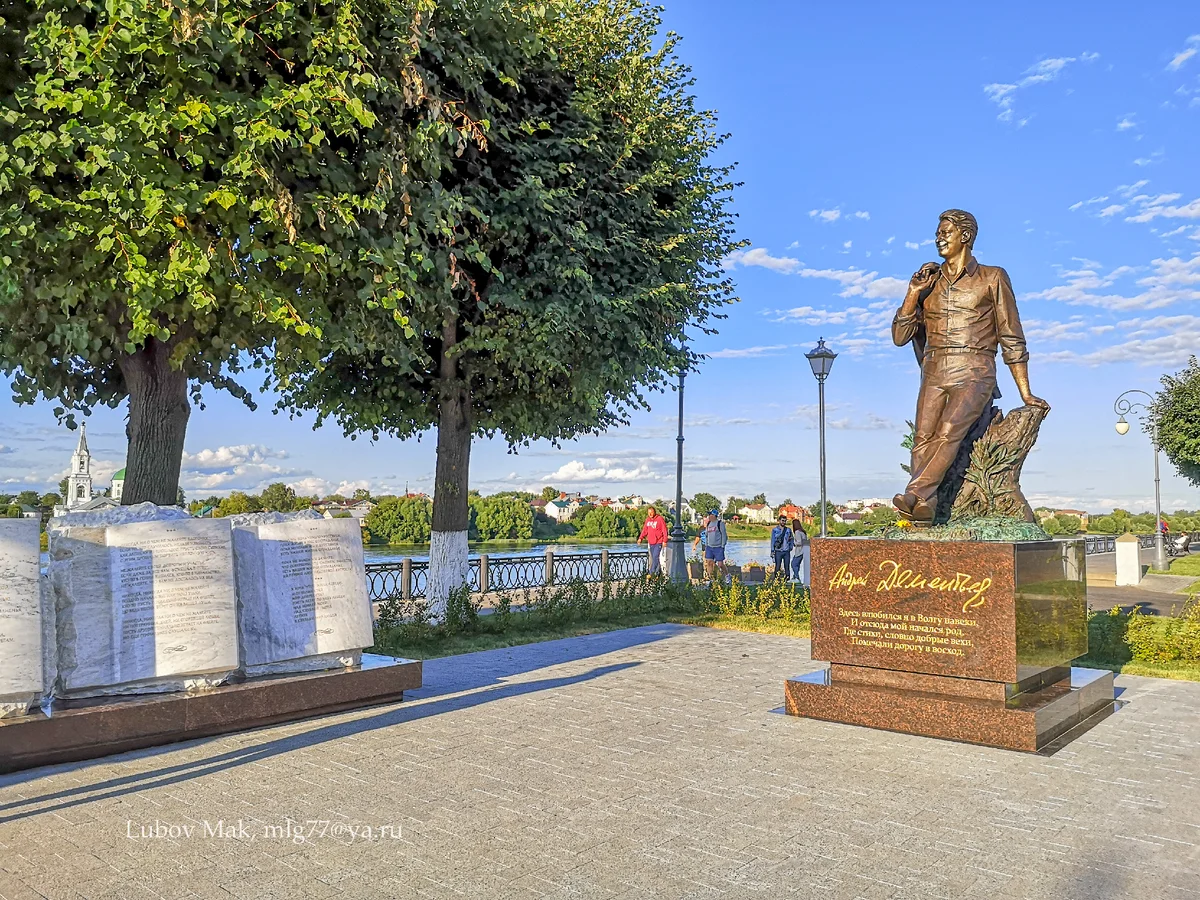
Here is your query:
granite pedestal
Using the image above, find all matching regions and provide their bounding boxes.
[786,538,1116,752]
[0,654,421,774]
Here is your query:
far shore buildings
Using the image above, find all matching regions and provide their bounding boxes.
[738,503,775,524]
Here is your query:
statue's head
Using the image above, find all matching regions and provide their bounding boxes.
[936,209,977,259]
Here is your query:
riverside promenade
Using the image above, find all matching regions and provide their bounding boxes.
[1,625,1198,899]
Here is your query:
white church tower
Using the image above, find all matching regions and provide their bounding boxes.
[66,424,93,509]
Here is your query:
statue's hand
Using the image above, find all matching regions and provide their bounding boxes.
[908,262,939,294]
[1022,394,1051,412]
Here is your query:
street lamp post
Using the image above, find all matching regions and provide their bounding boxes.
[668,370,688,583]
[806,338,837,538]
[1114,389,1167,572]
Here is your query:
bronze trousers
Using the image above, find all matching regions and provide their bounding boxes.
[905,351,996,503]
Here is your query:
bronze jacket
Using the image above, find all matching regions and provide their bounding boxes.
[892,256,1030,366]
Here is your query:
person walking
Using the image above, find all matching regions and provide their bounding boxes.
[692,509,728,580]
[770,513,794,579]
[637,505,669,575]
[790,518,810,583]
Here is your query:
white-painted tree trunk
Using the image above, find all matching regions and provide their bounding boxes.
[426,529,469,622]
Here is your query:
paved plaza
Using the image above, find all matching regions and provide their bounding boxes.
[1,625,1198,899]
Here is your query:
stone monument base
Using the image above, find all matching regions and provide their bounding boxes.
[786,665,1115,753]
[0,654,421,774]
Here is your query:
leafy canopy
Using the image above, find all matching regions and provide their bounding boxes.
[0,0,487,422]
[1154,356,1200,487]
[272,0,740,445]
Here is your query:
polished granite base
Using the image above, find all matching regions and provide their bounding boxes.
[785,666,1114,753]
[0,654,421,774]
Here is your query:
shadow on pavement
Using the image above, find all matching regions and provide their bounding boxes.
[0,639,662,823]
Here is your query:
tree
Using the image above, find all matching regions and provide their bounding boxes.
[724,496,749,518]
[39,492,61,508]
[352,488,373,503]
[259,482,298,512]
[809,500,838,521]
[58,478,69,499]
[751,492,768,506]
[15,490,39,508]
[1153,356,1200,487]
[540,486,561,502]
[0,1,436,505]
[577,506,623,539]
[1042,516,1065,536]
[1056,514,1082,534]
[692,492,720,517]
[272,0,739,615]
[365,496,433,545]
[474,496,534,541]
[214,492,260,518]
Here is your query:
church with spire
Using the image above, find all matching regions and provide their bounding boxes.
[53,424,122,516]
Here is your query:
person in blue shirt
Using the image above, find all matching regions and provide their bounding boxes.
[770,514,794,579]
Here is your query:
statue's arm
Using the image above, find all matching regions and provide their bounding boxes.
[893,262,938,347]
[996,269,1049,410]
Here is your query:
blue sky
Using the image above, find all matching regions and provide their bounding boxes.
[2,2,1199,513]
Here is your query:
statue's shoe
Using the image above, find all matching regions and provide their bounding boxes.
[893,492,917,516]
[909,498,934,525]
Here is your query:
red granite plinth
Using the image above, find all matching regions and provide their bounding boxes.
[786,666,1114,752]
[0,654,421,774]
[786,538,1116,752]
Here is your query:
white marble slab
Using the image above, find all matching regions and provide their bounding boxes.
[50,511,239,698]
[233,517,373,675]
[0,518,44,718]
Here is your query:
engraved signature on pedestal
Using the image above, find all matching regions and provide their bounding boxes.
[828,560,992,612]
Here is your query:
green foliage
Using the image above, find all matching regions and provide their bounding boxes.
[576,506,623,538]
[365,495,433,544]
[272,0,740,454]
[691,492,719,516]
[540,486,560,502]
[213,491,261,518]
[1083,607,1200,667]
[471,494,534,541]
[258,482,299,512]
[15,490,39,507]
[0,0,435,429]
[724,496,749,517]
[1154,356,1200,487]
[39,492,61,508]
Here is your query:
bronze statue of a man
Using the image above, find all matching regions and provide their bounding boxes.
[892,209,1049,524]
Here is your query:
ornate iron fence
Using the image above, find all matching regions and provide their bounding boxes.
[365,549,649,602]
[1082,534,1155,554]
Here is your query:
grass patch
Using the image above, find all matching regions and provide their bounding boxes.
[371,574,811,660]
[1074,657,1200,682]
[677,613,811,639]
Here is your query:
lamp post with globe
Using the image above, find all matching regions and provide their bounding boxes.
[1114,388,1167,572]
[806,338,837,538]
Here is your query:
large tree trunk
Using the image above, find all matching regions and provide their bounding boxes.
[117,337,190,507]
[426,320,472,621]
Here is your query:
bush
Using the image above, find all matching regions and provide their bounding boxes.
[1085,607,1200,665]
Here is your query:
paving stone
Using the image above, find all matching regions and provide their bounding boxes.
[1,625,1198,898]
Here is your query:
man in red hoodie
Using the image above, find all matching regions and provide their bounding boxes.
[637,505,669,575]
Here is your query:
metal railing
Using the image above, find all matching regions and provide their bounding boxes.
[1083,534,1156,555]
[365,549,650,602]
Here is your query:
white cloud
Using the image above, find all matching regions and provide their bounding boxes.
[547,459,661,484]
[722,247,801,274]
[1117,180,1149,198]
[1025,254,1200,311]
[809,208,841,223]
[886,236,895,244]
[708,345,791,359]
[983,54,1096,123]
[182,444,289,469]
[854,211,870,220]
[842,240,853,250]
[1098,204,1126,217]
[904,241,919,250]
[1125,195,1200,223]
[1041,315,1200,367]
[1116,116,1136,131]
[1167,36,1200,71]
